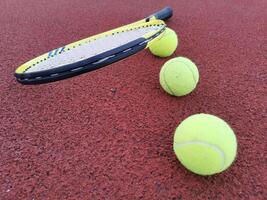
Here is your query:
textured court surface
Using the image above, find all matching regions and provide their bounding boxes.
[0,0,266,199]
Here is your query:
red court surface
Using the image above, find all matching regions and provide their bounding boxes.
[0,0,266,199]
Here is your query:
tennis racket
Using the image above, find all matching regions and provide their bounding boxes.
[15,7,173,84]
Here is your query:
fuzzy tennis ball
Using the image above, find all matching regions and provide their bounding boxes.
[173,114,237,176]
[149,27,178,57]
[159,57,199,96]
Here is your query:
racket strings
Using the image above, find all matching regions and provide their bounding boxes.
[21,28,166,81]
[24,24,165,73]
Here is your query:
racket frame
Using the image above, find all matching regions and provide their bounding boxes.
[15,7,172,84]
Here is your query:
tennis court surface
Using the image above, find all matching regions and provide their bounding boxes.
[0,0,266,199]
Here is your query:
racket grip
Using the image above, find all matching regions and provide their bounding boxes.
[153,7,173,21]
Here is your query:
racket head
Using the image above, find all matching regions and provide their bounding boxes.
[15,7,172,84]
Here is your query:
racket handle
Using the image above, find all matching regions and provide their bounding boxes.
[152,7,173,21]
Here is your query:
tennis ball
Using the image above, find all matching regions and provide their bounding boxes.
[159,57,199,96]
[149,27,178,57]
[173,114,237,176]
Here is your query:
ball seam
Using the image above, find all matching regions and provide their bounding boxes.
[162,65,175,95]
[174,140,225,171]
[177,60,198,84]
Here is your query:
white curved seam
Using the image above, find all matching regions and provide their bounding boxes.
[177,61,198,84]
[162,66,175,95]
[174,140,225,170]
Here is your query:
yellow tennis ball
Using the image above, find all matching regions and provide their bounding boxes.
[173,114,237,176]
[159,57,199,96]
[149,27,178,57]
